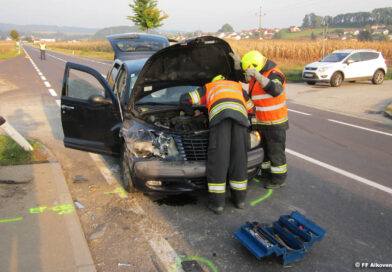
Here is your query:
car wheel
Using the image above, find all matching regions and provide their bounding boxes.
[330,72,343,87]
[306,81,316,85]
[372,70,384,85]
[121,145,136,193]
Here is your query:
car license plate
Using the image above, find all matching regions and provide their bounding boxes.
[304,73,313,78]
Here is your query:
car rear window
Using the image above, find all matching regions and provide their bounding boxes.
[114,36,169,52]
[321,53,350,62]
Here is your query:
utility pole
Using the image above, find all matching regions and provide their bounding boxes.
[259,6,262,39]
[322,18,329,58]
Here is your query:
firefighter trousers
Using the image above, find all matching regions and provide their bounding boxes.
[206,118,249,207]
[259,129,287,184]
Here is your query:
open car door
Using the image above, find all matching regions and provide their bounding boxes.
[61,62,122,156]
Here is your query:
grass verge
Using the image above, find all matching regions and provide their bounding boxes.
[0,46,21,60]
[0,135,50,165]
[47,47,113,61]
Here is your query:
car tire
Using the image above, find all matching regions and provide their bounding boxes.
[372,70,384,85]
[306,81,316,85]
[330,72,343,87]
[121,145,136,193]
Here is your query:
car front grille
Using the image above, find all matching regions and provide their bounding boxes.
[305,67,317,71]
[174,135,208,161]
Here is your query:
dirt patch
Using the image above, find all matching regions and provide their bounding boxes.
[0,77,18,95]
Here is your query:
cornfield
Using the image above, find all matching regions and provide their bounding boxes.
[49,40,113,53]
[226,39,392,66]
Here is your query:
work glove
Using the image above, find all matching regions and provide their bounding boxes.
[229,51,242,70]
[245,68,270,88]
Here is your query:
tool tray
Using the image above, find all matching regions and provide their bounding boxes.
[235,211,325,265]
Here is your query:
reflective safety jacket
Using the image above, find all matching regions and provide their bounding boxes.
[249,66,288,129]
[183,80,254,127]
[39,43,46,50]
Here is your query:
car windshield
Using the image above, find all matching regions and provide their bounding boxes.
[320,53,350,62]
[114,36,168,52]
[136,86,200,105]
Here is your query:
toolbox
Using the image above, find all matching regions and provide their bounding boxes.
[234,211,325,265]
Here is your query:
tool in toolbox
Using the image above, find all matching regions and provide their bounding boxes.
[234,211,325,265]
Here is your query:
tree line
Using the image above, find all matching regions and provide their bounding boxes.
[302,7,392,28]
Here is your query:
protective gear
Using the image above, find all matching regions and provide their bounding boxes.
[249,67,287,126]
[229,51,242,70]
[211,74,225,82]
[207,118,249,212]
[241,51,267,72]
[245,68,270,87]
[39,42,46,60]
[187,80,253,128]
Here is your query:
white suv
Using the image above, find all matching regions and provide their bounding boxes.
[302,49,387,87]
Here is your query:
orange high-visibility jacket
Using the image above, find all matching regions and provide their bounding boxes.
[249,67,287,126]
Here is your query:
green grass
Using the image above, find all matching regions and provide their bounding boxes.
[48,47,114,61]
[0,47,21,59]
[0,135,43,165]
[280,28,355,40]
[386,66,392,80]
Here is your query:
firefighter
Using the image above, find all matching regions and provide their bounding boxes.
[231,50,288,189]
[39,40,46,60]
[180,75,254,214]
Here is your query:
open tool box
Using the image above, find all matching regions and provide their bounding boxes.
[235,211,325,265]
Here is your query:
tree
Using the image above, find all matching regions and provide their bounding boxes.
[272,31,282,40]
[9,30,20,41]
[127,0,168,33]
[310,32,316,40]
[358,30,373,41]
[218,24,234,33]
[22,36,33,43]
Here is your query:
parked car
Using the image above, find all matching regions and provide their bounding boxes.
[302,49,387,87]
[60,34,263,193]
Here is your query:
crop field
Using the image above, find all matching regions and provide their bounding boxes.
[0,41,19,59]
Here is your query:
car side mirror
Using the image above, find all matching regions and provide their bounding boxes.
[88,94,113,105]
[346,59,354,65]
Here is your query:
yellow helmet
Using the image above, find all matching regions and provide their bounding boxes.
[211,74,225,82]
[241,51,267,71]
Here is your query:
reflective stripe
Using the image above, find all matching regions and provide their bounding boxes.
[209,102,248,121]
[256,101,286,112]
[189,91,200,105]
[208,183,226,193]
[261,161,271,169]
[271,164,287,174]
[207,84,241,102]
[252,116,288,125]
[246,100,254,109]
[252,94,273,100]
[230,180,248,191]
[208,88,243,104]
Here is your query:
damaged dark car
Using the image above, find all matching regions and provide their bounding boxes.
[60,34,263,193]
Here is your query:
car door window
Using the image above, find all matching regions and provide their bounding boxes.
[108,63,120,88]
[360,52,379,61]
[347,53,361,62]
[115,68,127,105]
[66,69,105,100]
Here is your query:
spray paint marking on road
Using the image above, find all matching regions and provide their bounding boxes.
[170,256,218,272]
[328,119,392,137]
[250,189,274,206]
[0,217,23,224]
[30,204,75,215]
[286,148,392,195]
[104,187,127,199]
[288,109,312,116]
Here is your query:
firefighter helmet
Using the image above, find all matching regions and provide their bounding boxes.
[241,51,267,71]
[211,74,225,82]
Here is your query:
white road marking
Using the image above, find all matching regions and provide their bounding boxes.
[328,119,392,137]
[55,100,61,106]
[44,81,51,88]
[286,148,392,195]
[41,76,46,81]
[88,153,117,186]
[48,88,57,97]
[288,109,311,116]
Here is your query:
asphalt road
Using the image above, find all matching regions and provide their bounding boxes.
[9,45,392,271]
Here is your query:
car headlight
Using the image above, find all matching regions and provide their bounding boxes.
[250,131,261,149]
[128,129,179,159]
[318,66,331,73]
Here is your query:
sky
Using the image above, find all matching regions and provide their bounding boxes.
[0,0,391,32]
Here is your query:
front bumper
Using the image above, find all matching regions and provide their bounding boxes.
[132,147,263,192]
[302,71,331,83]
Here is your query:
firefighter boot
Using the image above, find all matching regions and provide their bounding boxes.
[231,189,246,209]
[207,194,225,215]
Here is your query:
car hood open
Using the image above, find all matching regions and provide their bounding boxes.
[130,36,235,105]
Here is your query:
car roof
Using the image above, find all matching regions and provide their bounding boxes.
[332,49,379,54]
